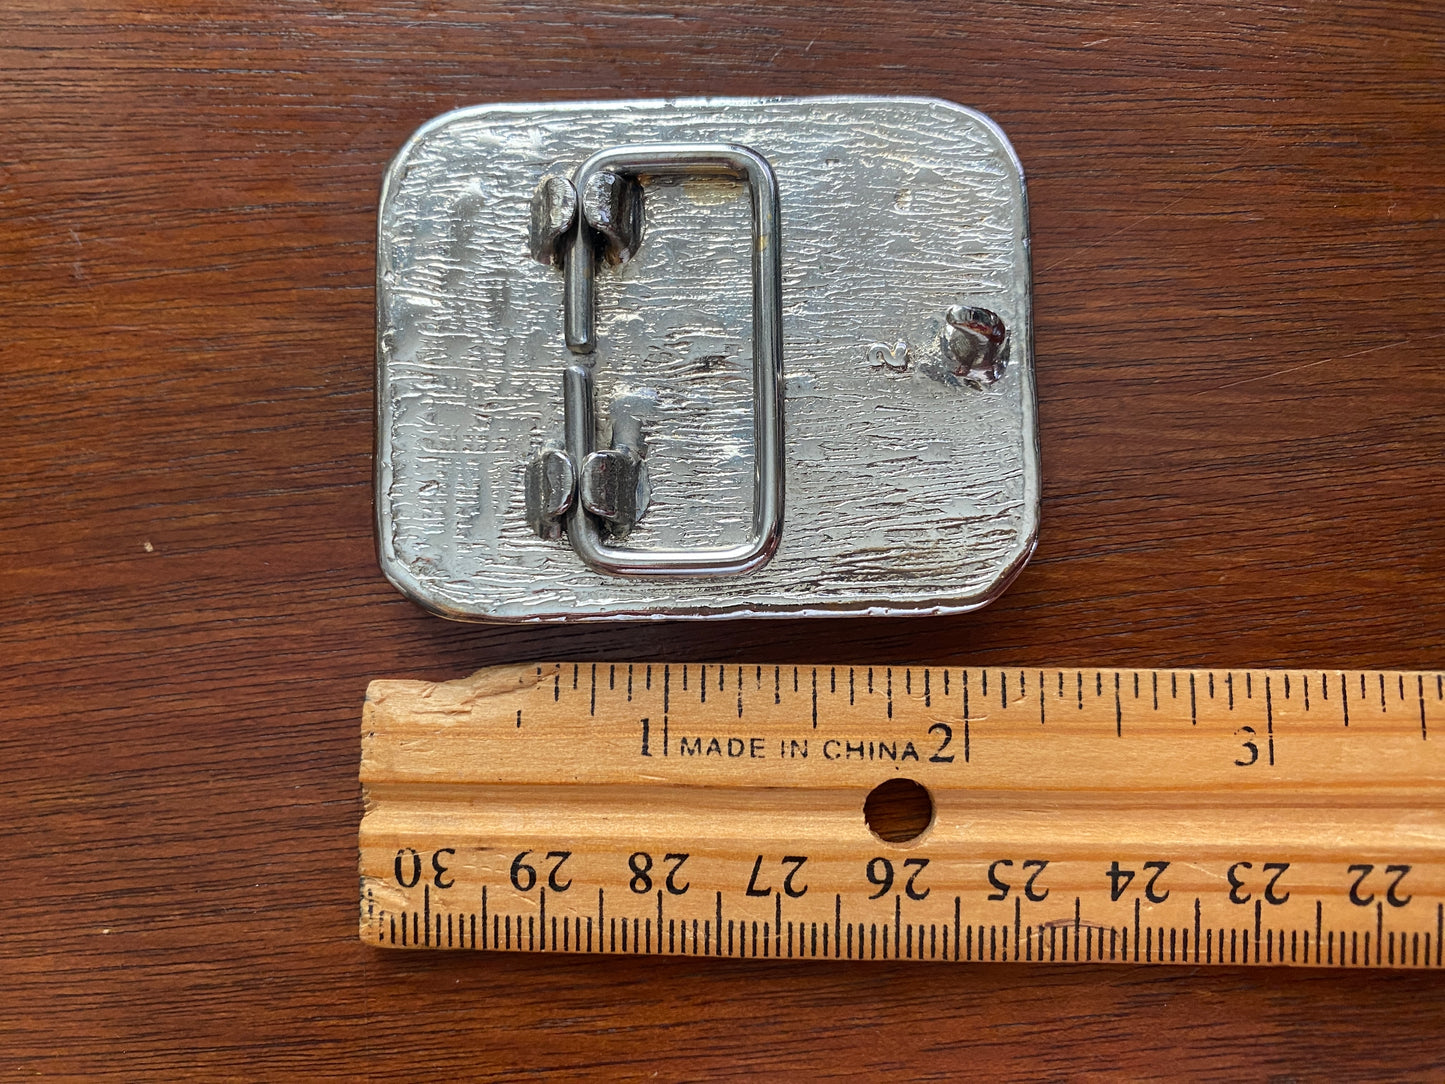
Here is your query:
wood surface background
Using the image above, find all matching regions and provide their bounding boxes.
[3,0,1442,1077]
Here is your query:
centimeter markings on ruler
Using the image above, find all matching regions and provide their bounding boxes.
[359,663,1445,967]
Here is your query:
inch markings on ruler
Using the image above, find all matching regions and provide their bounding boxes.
[359,664,1445,967]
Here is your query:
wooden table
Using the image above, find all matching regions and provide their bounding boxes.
[4,1,1442,1076]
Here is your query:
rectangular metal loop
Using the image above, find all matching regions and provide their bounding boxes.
[562,143,785,577]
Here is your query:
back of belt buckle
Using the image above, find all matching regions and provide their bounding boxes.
[376,96,1038,621]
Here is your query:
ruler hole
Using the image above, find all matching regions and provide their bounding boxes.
[863,778,934,843]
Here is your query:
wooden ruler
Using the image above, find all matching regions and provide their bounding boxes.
[360,663,1445,967]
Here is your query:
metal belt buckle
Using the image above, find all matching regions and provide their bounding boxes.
[376,96,1038,621]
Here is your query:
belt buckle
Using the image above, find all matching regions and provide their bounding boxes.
[376,95,1038,621]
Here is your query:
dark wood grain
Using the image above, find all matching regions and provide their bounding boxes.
[2,0,1442,1076]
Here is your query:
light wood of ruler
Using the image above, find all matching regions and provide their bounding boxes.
[360,663,1445,967]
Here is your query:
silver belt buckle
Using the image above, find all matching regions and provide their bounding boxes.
[376,96,1038,621]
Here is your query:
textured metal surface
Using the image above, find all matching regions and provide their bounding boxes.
[376,96,1038,621]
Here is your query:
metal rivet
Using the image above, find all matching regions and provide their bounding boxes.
[943,305,1008,386]
[529,174,578,267]
[524,448,576,539]
[579,170,644,266]
[579,448,650,539]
